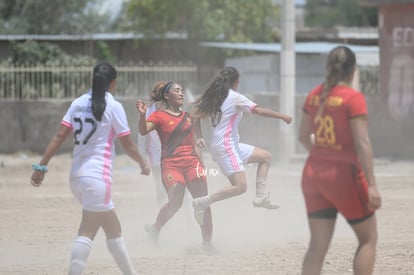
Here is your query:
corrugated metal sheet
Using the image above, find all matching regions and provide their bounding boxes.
[0,32,188,41]
[360,0,414,5]
[199,41,379,54]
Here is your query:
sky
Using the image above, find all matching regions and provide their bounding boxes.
[99,0,128,19]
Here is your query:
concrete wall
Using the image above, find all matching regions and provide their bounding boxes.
[0,99,139,155]
[226,54,325,94]
[1,94,413,159]
[225,52,377,95]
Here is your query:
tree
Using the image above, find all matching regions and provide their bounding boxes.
[124,0,280,42]
[0,0,112,34]
[8,41,95,65]
[305,0,377,27]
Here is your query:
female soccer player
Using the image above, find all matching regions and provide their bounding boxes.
[190,66,292,225]
[30,62,150,275]
[136,81,213,246]
[298,45,382,275]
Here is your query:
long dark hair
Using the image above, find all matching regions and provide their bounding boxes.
[315,46,356,120]
[91,62,117,121]
[192,66,239,126]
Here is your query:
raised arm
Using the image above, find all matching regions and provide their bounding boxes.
[136,99,155,135]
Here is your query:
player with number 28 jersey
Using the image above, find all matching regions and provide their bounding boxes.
[298,45,381,275]
[303,84,367,163]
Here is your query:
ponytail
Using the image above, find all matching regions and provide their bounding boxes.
[314,46,356,122]
[91,62,117,121]
[91,72,107,121]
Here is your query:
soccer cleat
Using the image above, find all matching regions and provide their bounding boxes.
[253,193,280,210]
[192,199,205,226]
[145,224,160,242]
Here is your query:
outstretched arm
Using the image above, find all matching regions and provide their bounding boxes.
[30,124,71,187]
[252,106,292,124]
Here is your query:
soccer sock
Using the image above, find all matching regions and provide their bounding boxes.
[107,237,136,275]
[256,177,267,198]
[68,236,92,275]
[197,195,212,211]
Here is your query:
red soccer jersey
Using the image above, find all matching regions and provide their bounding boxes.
[147,110,196,159]
[303,84,368,163]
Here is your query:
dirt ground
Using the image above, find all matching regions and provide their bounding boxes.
[0,151,413,275]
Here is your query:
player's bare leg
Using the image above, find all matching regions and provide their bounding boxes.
[146,183,185,241]
[302,218,336,275]
[247,147,279,210]
[351,214,378,275]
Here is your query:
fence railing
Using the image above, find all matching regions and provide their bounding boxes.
[0,64,380,99]
[0,63,198,99]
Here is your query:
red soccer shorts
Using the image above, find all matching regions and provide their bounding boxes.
[161,155,207,188]
[301,157,374,223]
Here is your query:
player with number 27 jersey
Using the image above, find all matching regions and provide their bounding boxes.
[303,84,367,163]
[61,90,130,181]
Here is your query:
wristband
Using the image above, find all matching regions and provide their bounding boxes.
[32,164,48,173]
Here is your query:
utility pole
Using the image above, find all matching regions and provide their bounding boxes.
[278,0,296,162]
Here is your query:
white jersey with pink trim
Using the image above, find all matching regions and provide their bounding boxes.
[61,90,130,180]
[210,89,257,160]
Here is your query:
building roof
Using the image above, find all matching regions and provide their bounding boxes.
[0,32,188,41]
[359,0,414,5]
[199,41,379,54]
[200,41,379,66]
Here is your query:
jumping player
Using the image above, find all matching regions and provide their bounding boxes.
[30,62,150,275]
[298,45,382,275]
[190,66,292,225]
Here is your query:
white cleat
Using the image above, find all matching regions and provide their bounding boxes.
[253,193,280,210]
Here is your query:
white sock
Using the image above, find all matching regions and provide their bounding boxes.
[69,236,92,275]
[107,237,136,275]
[196,195,212,211]
[256,177,267,198]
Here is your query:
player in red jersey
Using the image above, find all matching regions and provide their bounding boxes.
[136,81,212,247]
[298,46,382,275]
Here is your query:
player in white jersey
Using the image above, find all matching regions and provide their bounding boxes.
[190,66,292,225]
[30,62,150,275]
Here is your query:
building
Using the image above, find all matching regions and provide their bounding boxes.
[199,41,379,94]
[360,0,414,121]
[360,0,414,158]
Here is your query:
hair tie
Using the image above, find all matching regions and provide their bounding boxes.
[162,81,174,95]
